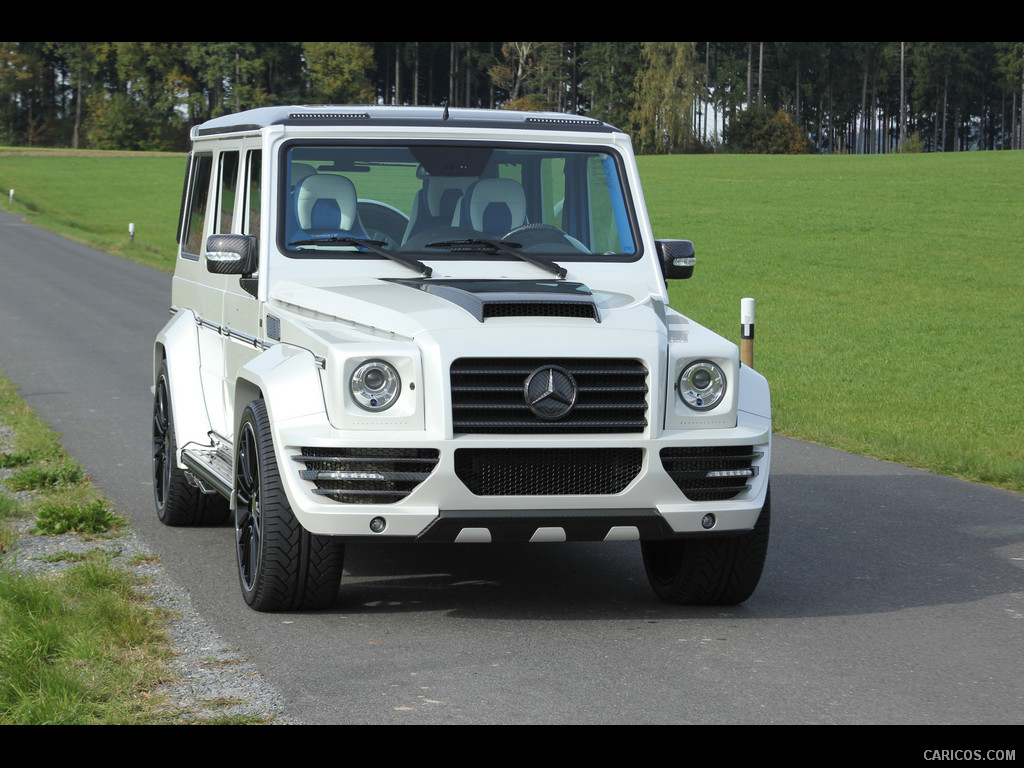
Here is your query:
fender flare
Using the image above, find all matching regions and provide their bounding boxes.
[232,343,327,440]
[154,309,213,453]
[738,362,771,420]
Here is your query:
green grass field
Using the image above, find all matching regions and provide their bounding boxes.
[642,151,1024,491]
[1,148,1022,492]
[0,150,185,271]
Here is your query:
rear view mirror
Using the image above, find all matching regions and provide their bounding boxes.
[656,239,695,280]
[205,234,258,275]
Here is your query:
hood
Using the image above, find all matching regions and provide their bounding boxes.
[269,277,665,341]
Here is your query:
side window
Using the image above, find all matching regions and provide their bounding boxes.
[217,151,240,234]
[588,155,635,255]
[183,153,213,257]
[244,150,261,236]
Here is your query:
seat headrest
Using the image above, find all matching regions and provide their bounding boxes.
[295,174,359,231]
[459,178,527,234]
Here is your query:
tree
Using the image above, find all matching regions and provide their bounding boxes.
[995,42,1024,149]
[632,42,697,154]
[726,107,814,153]
[490,42,541,109]
[83,42,190,151]
[302,42,375,104]
[581,41,642,129]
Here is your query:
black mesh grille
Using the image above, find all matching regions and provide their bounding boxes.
[295,447,439,504]
[454,448,642,496]
[660,446,760,501]
[481,302,598,320]
[450,357,648,434]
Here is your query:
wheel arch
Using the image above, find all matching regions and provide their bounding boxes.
[232,343,328,445]
[154,309,212,453]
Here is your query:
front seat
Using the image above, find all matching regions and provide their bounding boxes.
[294,174,366,237]
[454,178,527,237]
[402,173,474,243]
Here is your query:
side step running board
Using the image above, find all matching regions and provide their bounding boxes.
[181,441,233,500]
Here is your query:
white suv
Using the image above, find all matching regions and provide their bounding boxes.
[152,105,772,611]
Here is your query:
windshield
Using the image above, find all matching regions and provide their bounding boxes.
[281,143,637,262]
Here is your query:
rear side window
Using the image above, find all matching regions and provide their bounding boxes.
[182,153,213,257]
[217,151,240,234]
[244,150,262,236]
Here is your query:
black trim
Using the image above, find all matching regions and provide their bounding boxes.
[176,151,191,246]
[195,122,262,136]
[415,508,674,543]
[387,278,600,323]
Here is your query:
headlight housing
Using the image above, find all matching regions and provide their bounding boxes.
[350,359,401,411]
[677,360,727,411]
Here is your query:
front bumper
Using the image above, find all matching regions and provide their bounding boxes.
[272,411,771,541]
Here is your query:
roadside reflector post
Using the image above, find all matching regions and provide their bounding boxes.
[129,222,135,242]
[740,297,755,368]
[8,189,13,204]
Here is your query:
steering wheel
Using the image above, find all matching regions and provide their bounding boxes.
[503,223,588,252]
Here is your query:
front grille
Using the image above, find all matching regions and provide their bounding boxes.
[454,448,642,496]
[450,357,648,434]
[294,447,440,504]
[660,446,761,501]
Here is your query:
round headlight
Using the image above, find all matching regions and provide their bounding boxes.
[677,360,726,411]
[350,360,401,411]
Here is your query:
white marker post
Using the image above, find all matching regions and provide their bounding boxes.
[129,222,135,242]
[740,297,755,368]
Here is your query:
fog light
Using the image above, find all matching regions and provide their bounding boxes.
[369,517,386,533]
[701,513,716,530]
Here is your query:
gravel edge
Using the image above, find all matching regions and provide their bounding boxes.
[1,426,299,724]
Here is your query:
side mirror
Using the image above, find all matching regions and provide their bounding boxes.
[656,239,695,280]
[205,234,258,275]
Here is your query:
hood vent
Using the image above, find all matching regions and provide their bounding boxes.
[388,278,600,323]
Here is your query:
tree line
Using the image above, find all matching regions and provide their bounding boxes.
[2,42,1022,154]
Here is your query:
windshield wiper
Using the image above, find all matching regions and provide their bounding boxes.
[288,236,432,277]
[425,239,567,279]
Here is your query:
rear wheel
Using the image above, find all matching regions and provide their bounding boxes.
[152,360,228,526]
[235,399,344,611]
[642,487,770,605]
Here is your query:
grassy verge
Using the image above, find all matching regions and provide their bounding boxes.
[0,372,264,724]
[0,373,165,723]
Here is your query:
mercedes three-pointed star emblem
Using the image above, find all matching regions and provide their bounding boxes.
[523,365,578,421]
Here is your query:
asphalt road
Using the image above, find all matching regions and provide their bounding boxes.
[1,209,1022,726]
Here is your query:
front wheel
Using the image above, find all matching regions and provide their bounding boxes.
[642,487,771,605]
[234,399,344,612]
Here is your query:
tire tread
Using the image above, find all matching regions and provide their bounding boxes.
[239,400,344,612]
[643,487,770,606]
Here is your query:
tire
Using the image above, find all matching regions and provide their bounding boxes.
[642,486,771,606]
[153,360,229,526]
[234,399,345,612]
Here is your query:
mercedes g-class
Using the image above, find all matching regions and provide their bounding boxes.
[152,105,771,611]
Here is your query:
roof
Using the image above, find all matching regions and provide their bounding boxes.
[192,105,622,138]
